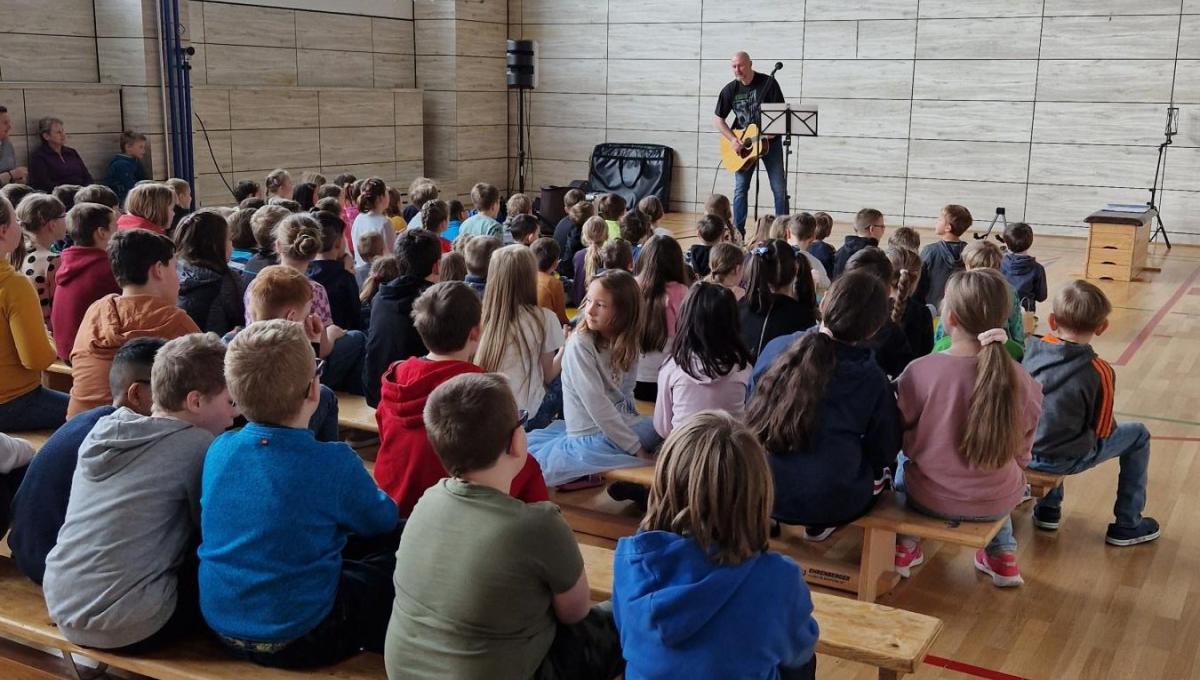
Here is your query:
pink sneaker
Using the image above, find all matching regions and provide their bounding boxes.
[894,541,924,578]
[974,549,1024,587]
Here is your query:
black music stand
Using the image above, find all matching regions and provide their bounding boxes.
[759,103,818,216]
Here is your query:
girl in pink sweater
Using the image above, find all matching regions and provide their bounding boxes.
[654,282,753,437]
[895,269,1042,587]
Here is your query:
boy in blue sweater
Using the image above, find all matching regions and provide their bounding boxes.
[200,319,399,668]
[1001,222,1048,312]
[102,130,148,204]
[9,337,163,584]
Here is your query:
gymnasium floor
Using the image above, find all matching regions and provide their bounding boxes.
[658,213,1200,680]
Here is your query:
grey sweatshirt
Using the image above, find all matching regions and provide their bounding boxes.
[562,331,642,452]
[42,408,212,649]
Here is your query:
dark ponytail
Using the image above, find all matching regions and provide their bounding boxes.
[746,272,890,452]
[744,239,797,316]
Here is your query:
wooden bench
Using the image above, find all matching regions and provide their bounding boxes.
[40,362,73,393]
[1025,469,1064,498]
[587,465,1026,602]
[336,393,379,434]
[579,544,942,680]
[0,557,384,680]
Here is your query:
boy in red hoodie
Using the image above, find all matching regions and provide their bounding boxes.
[374,281,548,516]
[51,203,120,362]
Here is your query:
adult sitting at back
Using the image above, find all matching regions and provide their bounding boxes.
[28,117,92,192]
[0,105,28,187]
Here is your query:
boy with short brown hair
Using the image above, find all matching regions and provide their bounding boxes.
[45,333,237,650]
[200,320,398,668]
[532,237,569,324]
[919,204,971,308]
[52,202,120,360]
[460,182,502,238]
[384,373,622,680]
[375,282,549,516]
[1023,281,1158,546]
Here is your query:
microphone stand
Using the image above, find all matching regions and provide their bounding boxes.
[751,63,783,229]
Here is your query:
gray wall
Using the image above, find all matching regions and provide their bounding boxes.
[509,0,1200,242]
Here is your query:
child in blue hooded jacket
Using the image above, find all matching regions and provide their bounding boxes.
[612,410,819,680]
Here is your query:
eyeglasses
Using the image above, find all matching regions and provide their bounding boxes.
[299,359,326,400]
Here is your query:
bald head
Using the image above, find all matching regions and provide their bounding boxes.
[731,52,753,85]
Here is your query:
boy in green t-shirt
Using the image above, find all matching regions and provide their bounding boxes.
[384,374,623,680]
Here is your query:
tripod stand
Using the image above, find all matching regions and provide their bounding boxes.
[1146,106,1177,249]
[974,207,1007,241]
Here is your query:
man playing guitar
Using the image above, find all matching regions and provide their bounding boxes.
[713,51,788,235]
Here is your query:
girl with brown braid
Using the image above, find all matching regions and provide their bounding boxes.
[887,245,933,358]
[894,268,1043,587]
[746,272,899,543]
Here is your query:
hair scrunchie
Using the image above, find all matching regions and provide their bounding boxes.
[977,328,1008,346]
[818,323,836,340]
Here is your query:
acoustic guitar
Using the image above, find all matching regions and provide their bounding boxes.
[718,124,768,173]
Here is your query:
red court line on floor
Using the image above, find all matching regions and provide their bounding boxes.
[924,655,1032,680]
[1114,264,1200,366]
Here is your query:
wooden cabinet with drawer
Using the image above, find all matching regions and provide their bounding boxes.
[1083,209,1152,282]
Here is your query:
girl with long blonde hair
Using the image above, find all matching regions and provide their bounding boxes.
[527,269,660,488]
[570,214,609,306]
[894,268,1043,587]
[475,245,566,429]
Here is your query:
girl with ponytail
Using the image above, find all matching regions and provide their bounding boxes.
[894,268,1043,587]
[737,239,816,359]
[886,246,933,358]
[746,271,899,542]
[844,246,915,378]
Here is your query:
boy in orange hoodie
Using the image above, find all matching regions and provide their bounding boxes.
[374,281,548,516]
[68,229,198,416]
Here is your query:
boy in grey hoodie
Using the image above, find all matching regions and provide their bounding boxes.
[1022,280,1158,546]
[43,333,238,650]
[918,204,971,309]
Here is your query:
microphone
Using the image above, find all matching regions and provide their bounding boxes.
[774,62,784,72]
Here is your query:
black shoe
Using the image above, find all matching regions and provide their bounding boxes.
[607,481,649,511]
[1033,505,1061,530]
[1106,517,1161,546]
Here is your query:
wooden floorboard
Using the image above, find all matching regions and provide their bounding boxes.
[660,213,1200,679]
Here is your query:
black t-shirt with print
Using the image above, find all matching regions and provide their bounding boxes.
[715,72,785,131]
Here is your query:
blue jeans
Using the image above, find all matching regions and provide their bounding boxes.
[324,331,365,396]
[309,386,340,443]
[1029,422,1150,529]
[895,453,1017,556]
[0,386,68,431]
[733,139,787,234]
[527,376,563,432]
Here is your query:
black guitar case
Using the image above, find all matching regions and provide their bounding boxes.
[588,143,672,210]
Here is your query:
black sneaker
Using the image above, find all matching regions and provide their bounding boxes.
[1106,517,1161,546]
[607,481,649,511]
[1033,505,1061,530]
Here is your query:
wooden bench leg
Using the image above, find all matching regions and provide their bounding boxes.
[858,527,897,602]
[65,654,107,680]
[878,670,901,680]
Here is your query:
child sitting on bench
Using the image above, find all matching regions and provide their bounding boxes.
[749,272,899,542]
[44,333,237,650]
[1024,280,1159,546]
[384,373,623,680]
[895,269,1043,587]
[200,320,399,668]
[613,410,819,679]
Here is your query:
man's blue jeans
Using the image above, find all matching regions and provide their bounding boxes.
[1029,422,1151,529]
[733,138,788,234]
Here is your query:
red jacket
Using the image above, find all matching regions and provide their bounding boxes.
[50,247,120,362]
[116,213,165,234]
[375,357,549,516]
